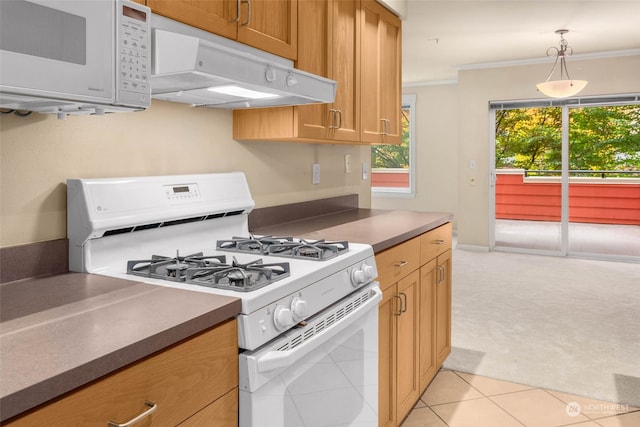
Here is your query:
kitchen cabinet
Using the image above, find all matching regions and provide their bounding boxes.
[146,0,297,60]
[420,222,453,368]
[377,222,452,426]
[4,319,238,427]
[233,0,360,143]
[233,0,402,145]
[360,0,402,144]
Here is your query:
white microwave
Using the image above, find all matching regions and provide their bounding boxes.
[0,0,151,119]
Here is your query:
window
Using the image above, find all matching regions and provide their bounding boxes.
[372,94,416,197]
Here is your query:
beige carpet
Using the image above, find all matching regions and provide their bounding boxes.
[443,246,640,407]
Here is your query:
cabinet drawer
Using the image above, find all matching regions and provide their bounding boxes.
[375,237,420,290]
[420,223,452,264]
[6,319,238,427]
[178,387,238,426]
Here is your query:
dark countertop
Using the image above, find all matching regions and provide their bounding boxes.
[252,209,454,253]
[0,273,241,422]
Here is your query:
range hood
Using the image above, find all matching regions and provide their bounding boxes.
[150,15,336,109]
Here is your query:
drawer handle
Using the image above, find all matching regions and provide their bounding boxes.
[108,401,157,427]
[434,239,446,245]
[393,295,403,315]
[395,260,408,268]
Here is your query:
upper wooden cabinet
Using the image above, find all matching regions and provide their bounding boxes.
[360,0,402,144]
[146,0,297,60]
[233,0,402,145]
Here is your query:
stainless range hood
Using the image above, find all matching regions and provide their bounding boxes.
[150,15,336,109]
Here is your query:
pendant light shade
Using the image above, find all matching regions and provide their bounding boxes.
[537,30,587,98]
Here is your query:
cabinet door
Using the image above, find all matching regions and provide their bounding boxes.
[395,269,420,422]
[360,0,401,145]
[237,0,297,60]
[435,250,452,366]
[146,0,238,40]
[378,284,398,427]
[298,0,360,141]
[296,0,331,139]
[419,259,438,392]
[327,0,360,142]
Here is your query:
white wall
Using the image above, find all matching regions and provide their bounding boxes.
[0,100,372,247]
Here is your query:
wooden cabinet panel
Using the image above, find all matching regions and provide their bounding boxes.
[395,270,421,421]
[177,387,238,427]
[147,0,237,40]
[435,250,452,366]
[420,222,453,264]
[147,0,296,60]
[360,0,401,145]
[378,285,398,427]
[375,236,420,288]
[6,319,238,427]
[237,0,297,60]
[419,259,438,391]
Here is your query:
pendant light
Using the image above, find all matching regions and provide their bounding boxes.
[536,29,587,98]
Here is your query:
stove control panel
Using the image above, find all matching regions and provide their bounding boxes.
[163,183,200,203]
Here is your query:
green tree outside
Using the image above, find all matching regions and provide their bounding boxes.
[495,105,640,176]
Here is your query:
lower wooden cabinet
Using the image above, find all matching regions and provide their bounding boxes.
[5,319,239,427]
[377,223,452,427]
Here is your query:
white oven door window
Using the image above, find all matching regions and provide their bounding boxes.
[240,284,380,427]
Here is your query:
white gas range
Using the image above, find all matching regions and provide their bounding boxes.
[67,172,381,426]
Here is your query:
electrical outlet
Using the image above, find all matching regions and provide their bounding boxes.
[312,163,320,184]
[344,154,352,173]
[362,162,368,181]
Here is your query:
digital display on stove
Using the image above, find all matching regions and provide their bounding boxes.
[172,186,190,193]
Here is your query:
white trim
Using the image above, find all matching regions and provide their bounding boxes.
[457,48,640,71]
[403,79,458,88]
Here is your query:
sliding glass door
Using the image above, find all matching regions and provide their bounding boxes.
[490,95,640,261]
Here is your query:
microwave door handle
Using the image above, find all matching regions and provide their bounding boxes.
[255,286,382,374]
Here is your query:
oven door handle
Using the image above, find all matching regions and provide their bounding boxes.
[252,286,382,375]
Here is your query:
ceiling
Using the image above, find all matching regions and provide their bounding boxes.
[401,0,640,85]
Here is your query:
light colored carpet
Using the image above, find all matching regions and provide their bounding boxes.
[443,247,640,407]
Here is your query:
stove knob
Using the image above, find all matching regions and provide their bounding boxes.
[291,297,309,321]
[363,264,375,281]
[351,264,375,286]
[273,305,294,331]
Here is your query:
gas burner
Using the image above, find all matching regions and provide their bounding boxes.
[127,251,227,282]
[267,239,349,261]
[185,257,290,292]
[217,236,349,261]
[216,235,293,255]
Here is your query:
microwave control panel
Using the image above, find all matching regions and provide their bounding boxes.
[116,0,151,108]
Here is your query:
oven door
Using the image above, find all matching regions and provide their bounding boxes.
[239,282,381,427]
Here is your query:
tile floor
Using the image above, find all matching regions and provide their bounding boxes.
[401,370,639,427]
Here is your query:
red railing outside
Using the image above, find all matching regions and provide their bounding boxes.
[496,169,640,225]
[371,169,410,188]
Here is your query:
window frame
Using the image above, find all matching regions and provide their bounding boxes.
[372,93,416,198]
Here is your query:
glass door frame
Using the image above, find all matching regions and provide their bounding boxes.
[489,94,640,260]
